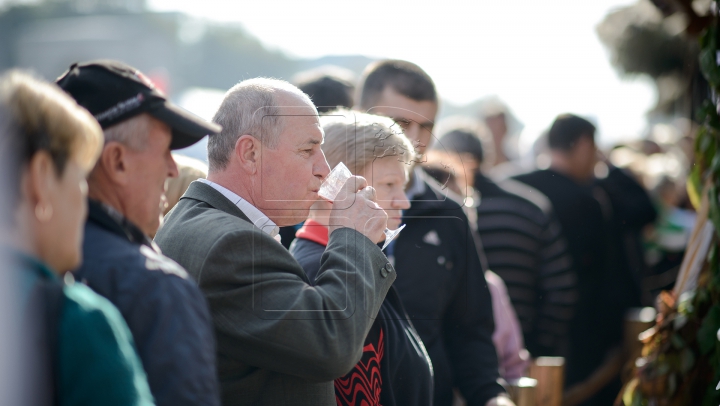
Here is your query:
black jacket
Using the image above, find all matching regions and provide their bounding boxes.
[514,169,631,406]
[394,171,504,406]
[473,174,577,359]
[74,200,220,406]
[290,235,434,406]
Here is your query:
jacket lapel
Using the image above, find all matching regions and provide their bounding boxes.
[181,181,252,224]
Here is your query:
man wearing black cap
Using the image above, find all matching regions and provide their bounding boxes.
[57,60,222,406]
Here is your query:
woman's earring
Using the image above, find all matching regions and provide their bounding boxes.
[35,203,53,222]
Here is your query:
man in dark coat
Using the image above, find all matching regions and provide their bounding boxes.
[155,78,396,406]
[434,122,578,362]
[357,59,511,406]
[57,60,222,406]
[513,114,645,405]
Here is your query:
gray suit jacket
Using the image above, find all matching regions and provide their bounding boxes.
[154,181,395,406]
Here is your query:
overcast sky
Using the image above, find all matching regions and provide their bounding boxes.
[0,0,656,146]
[147,0,655,148]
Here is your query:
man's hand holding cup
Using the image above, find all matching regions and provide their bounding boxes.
[327,175,388,244]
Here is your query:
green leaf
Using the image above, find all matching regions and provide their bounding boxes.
[668,373,677,396]
[700,24,715,49]
[701,49,720,89]
[671,333,686,349]
[709,186,720,236]
[697,100,715,123]
[622,378,638,406]
[698,287,710,306]
[688,164,703,210]
[700,24,720,86]
[679,291,696,315]
[712,154,720,174]
[680,347,696,374]
[699,305,720,354]
[702,383,720,406]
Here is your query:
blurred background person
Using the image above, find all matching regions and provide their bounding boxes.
[606,137,686,302]
[57,60,222,406]
[513,114,627,405]
[477,99,530,180]
[357,59,512,406]
[290,110,432,406]
[292,65,355,113]
[0,101,26,406]
[432,117,578,378]
[594,153,656,308]
[163,153,208,216]
[0,70,154,405]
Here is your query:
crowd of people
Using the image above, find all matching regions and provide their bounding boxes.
[1,56,666,406]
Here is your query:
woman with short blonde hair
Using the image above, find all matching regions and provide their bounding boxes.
[319,110,415,176]
[290,109,433,406]
[1,70,154,406]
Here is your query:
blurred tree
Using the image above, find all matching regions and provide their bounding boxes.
[0,0,372,98]
[597,0,711,117]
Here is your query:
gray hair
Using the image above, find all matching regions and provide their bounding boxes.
[320,108,415,176]
[103,113,150,150]
[208,78,315,172]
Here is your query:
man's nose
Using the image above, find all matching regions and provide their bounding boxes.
[405,124,421,146]
[315,152,331,180]
[394,190,411,210]
[168,154,179,178]
[405,124,428,154]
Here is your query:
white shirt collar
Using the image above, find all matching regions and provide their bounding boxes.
[198,179,280,239]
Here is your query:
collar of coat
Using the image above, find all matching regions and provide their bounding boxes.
[404,168,466,217]
[87,199,156,249]
[180,181,252,224]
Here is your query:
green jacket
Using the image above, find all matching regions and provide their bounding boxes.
[17,252,155,406]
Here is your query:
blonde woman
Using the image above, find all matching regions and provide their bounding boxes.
[163,154,208,216]
[1,71,154,405]
[290,110,433,406]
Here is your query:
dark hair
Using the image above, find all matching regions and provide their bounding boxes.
[357,60,437,109]
[547,114,596,151]
[296,74,354,114]
[437,128,485,164]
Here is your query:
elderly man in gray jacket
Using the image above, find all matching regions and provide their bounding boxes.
[155,78,395,406]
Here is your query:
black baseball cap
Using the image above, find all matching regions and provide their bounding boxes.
[55,60,221,150]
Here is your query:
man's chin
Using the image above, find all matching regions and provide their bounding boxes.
[387,222,400,230]
[276,208,311,228]
[142,215,162,238]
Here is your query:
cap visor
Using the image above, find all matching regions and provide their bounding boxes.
[149,101,221,150]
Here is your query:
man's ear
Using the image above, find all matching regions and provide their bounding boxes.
[97,141,131,185]
[234,135,261,174]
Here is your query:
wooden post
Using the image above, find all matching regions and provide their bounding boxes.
[624,307,656,362]
[528,357,564,406]
[507,377,537,406]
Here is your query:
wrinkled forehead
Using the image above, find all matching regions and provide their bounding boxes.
[276,116,322,147]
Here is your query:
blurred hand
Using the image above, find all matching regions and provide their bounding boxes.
[328,175,388,243]
[485,395,515,406]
